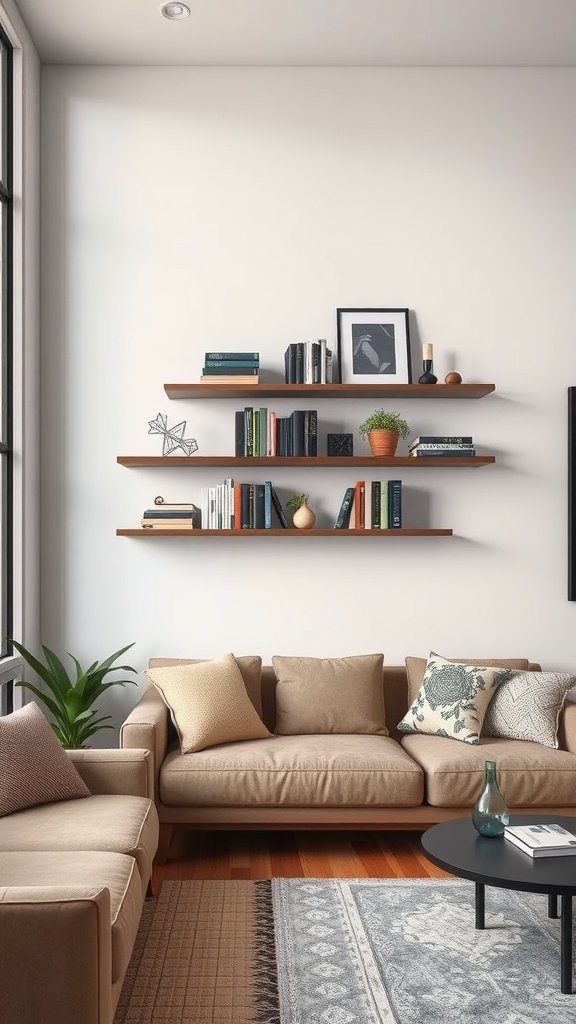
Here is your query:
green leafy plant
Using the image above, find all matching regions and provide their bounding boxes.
[358,410,410,439]
[286,493,309,510]
[11,641,138,748]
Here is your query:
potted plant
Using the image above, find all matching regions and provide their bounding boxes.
[358,409,410,457]
[286,493,316,529]
[11,640,138,748]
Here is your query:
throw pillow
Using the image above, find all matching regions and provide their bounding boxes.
[272,654,387,735]
[148,655,263,717]
[0,702,90,818]
[482,671,576,748]
[398,652,509,745]
[405,656,531,706]
[146,653,272,753]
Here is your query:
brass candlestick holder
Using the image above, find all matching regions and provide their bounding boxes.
[418,359,438,384]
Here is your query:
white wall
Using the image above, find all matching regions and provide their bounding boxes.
[40,67,576,738]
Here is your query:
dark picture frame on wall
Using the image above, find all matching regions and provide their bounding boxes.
[565,389,569,598]
[337,308,412,385]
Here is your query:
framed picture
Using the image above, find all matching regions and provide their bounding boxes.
[336,308,412,384]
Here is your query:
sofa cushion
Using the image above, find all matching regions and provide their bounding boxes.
[0,703,89,818]
[0,850,141,983]
[272,654,387,736]
[159,734,423,807]
[398,653,508,745]
[405,656,531,705]
[149,654,263,718]
[147,653,271,753]
[401,733,576,807]
[0,795,158,897]
[482,671,576,748]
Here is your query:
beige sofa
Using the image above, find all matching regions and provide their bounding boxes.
[0,748,159,1024]
[120,659,576,863]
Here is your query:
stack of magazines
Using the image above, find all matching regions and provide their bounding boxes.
[504,823,576,858]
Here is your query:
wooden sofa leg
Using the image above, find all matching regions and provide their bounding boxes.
[155,824,175,867]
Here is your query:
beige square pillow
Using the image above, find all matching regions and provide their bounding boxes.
[272,654,386,736]
[405,656,531,706]
[148,655,263,717]
[146,653,272,753]
[398,652,510,745]
[0,702,90,818]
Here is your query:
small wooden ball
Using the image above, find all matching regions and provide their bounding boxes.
[444,371,463,385]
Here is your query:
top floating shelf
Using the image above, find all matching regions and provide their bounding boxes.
[164,383,495,400]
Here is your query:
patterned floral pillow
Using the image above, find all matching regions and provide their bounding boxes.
[398,652,508,745]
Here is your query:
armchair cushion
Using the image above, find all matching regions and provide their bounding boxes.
[0,703,89,818]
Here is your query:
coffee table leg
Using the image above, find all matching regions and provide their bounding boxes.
[561,895,573,995]
[549,894,559,919]
[475,882,485,930]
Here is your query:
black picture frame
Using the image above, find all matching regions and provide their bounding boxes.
[336,308,412,385]
[565,385,569,598]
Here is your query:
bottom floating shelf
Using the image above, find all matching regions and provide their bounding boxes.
[117,528,453,537]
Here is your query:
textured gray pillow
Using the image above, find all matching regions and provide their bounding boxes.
[0,702,90,817]
[482,671,576,748]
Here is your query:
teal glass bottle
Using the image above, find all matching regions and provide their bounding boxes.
[472,759,510,837]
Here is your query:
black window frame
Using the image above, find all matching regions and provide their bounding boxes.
[0,23,13,715]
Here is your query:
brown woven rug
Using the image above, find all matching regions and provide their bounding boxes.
[115,880,279,1024]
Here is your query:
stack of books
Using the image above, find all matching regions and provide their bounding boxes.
[284,341,334,384]
[200,479,288,530]
[200,352,259,384]
[334,481,402,529]
[141,503,196,530]
[409,435,476,458]
[235,408,317,457]
[504,823,576,858]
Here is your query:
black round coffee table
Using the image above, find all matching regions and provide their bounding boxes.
[422,815,576,994]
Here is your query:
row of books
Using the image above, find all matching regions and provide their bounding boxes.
[409,435,476,458]
[200,352,260,384]
[200,480,287,530]
[505,823,576,859]
[235,408,317,457]
[284,341,334,384]
[141,503,197,529]
[335,480,402,529]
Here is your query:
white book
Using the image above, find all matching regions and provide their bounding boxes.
[319,339,327,384]
[305,340,313,384]
[505,824,576,858]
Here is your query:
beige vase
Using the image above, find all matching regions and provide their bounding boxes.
[292,500,316,529]
[368,429,399,457]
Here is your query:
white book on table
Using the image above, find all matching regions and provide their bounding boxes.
[505,824,576,858]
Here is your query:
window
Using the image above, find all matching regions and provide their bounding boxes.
[0,25,12,715]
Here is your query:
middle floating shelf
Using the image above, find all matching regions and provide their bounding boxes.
[117,455,495,469]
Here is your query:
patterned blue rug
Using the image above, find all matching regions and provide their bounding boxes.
[116,878,575,1024]
[273,878,574,1024]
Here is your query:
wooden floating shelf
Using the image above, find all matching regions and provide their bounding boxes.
[117,528,453,538]
[164,383,495,400]
[117,455,495,469]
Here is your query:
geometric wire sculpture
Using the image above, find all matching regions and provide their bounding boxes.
[148,412,199,457]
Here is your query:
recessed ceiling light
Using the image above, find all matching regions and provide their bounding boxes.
[160,2,191,19]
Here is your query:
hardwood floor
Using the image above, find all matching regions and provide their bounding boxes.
[153,829,452,887]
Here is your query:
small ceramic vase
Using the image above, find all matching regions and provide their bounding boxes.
[292,501,316,529]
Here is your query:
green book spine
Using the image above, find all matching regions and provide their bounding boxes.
[252,410,258,457]
[380,482,389,529]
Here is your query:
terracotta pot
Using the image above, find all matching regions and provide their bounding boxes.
[368,429,399,457]
[292,500,316,529]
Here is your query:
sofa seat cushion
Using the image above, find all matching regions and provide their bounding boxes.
[401,734,576,807]
[0,850,141,983]
[0,795,158,895]
[160,734,424,807]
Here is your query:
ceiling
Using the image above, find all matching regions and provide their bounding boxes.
[15,0,576,66]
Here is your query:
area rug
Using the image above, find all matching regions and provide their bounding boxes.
[115,878,575,1024]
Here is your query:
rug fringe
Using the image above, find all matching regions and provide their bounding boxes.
[253,880,281,1024]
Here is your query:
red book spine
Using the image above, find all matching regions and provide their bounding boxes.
[354,481,365,529]
[233,484,242,531]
